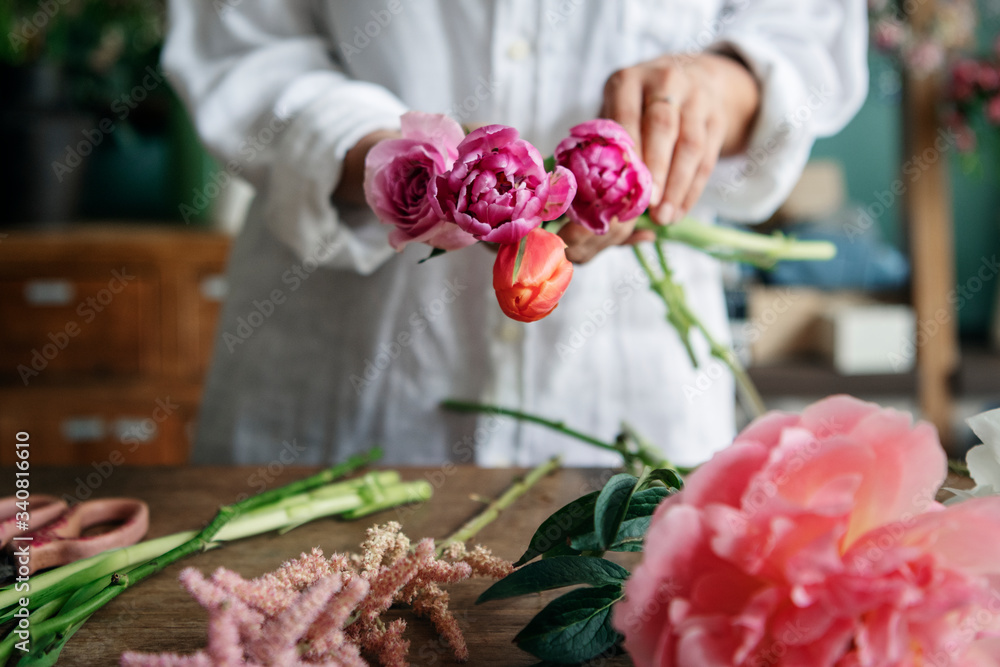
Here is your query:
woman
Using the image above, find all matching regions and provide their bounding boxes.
[163,1,868,468]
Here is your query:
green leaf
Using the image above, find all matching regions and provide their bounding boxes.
[626,486,672,517]
[593,473,639,550]
[644,468,684,491]
[570,516,651,552]
[543,155,557,172]
[515,491,598,566]
[418,247,448,263]
[476,557,629,604]
[515,584,624,664]
[541,541,581,559]
[17,615,92,667]
[511,235,529,285]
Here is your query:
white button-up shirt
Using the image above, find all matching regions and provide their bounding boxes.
[163,0,868,467]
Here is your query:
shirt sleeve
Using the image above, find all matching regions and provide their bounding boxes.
[162,1,407,273]
[701,0,869,222]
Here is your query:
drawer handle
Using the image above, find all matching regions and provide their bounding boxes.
[199,275,228,302]
[113,418,158,444]
[24,280,76,306]
[61,417,106,443]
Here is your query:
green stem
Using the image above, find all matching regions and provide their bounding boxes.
[0,596,67,663]
[441,401,620,454]
[634,215,837,267]
[14,450,385,649]
[635,244,766,418]
[440,400,675,472]
[437,456,561,556]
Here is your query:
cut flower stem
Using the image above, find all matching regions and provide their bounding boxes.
[440,400,687,474]
[0,448,438,665]
[437,456,561,555]
[634,215,837,267]
[633,243,767,418]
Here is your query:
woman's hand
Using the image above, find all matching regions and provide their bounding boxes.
[560,52,760,264]
[332,129,401,206]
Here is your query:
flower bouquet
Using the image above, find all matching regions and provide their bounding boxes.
[364,112,836,416]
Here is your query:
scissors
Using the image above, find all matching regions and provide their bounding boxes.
[0,496,149,577]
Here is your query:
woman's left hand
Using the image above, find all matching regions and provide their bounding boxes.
[561,52,760,264]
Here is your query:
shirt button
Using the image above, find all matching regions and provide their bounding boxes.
[499,321,523,343]
[506,38,532,61]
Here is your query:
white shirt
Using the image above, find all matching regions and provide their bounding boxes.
[163,0,867,468]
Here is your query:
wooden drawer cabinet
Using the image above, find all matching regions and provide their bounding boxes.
[0,265,160,382]
[0,225,231,464]
[0,385,200,466]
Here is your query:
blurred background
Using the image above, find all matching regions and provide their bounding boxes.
[1,0,999,467]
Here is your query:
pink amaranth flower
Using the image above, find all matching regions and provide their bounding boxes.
[121,527,512,667]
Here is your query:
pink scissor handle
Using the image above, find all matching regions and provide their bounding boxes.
[27,498,149,574]
[0,495,67,549]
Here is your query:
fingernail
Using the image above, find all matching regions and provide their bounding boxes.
[658,203,674,224]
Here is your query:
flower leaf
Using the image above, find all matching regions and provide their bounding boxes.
[594,473,639,550]
[514,584,624,664]
[644,468,684,491]
[511,234,529,285]
[418,247,448,264]
[570,516,652,552]
[476,556,629,604]
[626,486,672,516]
[514,491,598,566]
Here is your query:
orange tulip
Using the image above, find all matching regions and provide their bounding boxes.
[492,228,573,322]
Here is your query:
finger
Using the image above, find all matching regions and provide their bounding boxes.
[641,70,688,216]
[560,220,635,263]
[679,113,726,218]
[602,68,644,149]
[560,222,602,264]
[658,92,709,223]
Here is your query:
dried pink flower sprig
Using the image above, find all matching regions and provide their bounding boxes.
[120,522,512,667]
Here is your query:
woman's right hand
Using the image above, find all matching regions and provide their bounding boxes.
[332,129,401,206]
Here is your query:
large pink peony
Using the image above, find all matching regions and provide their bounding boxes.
[364,112,477,251]
[614,395,1000,667]
[554,119,652,235]
[435,125,576,245]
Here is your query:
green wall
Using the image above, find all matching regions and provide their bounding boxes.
[811,37,1000,337]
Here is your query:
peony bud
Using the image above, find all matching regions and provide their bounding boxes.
[554,119,652,235]
[492,228,573,322]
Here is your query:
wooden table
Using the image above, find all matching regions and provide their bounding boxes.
[26,466,635,667]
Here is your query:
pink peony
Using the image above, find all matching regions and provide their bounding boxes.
[364,112,477,251]
[950,59,979,103]
[988,96,1000,126]
[435,124,577,245]
[554,119,653,235]
[978,65,1000,94]
[614,395,1000,667]
[873,20,906,53]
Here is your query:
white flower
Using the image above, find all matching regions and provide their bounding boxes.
[945,407,1000,503]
